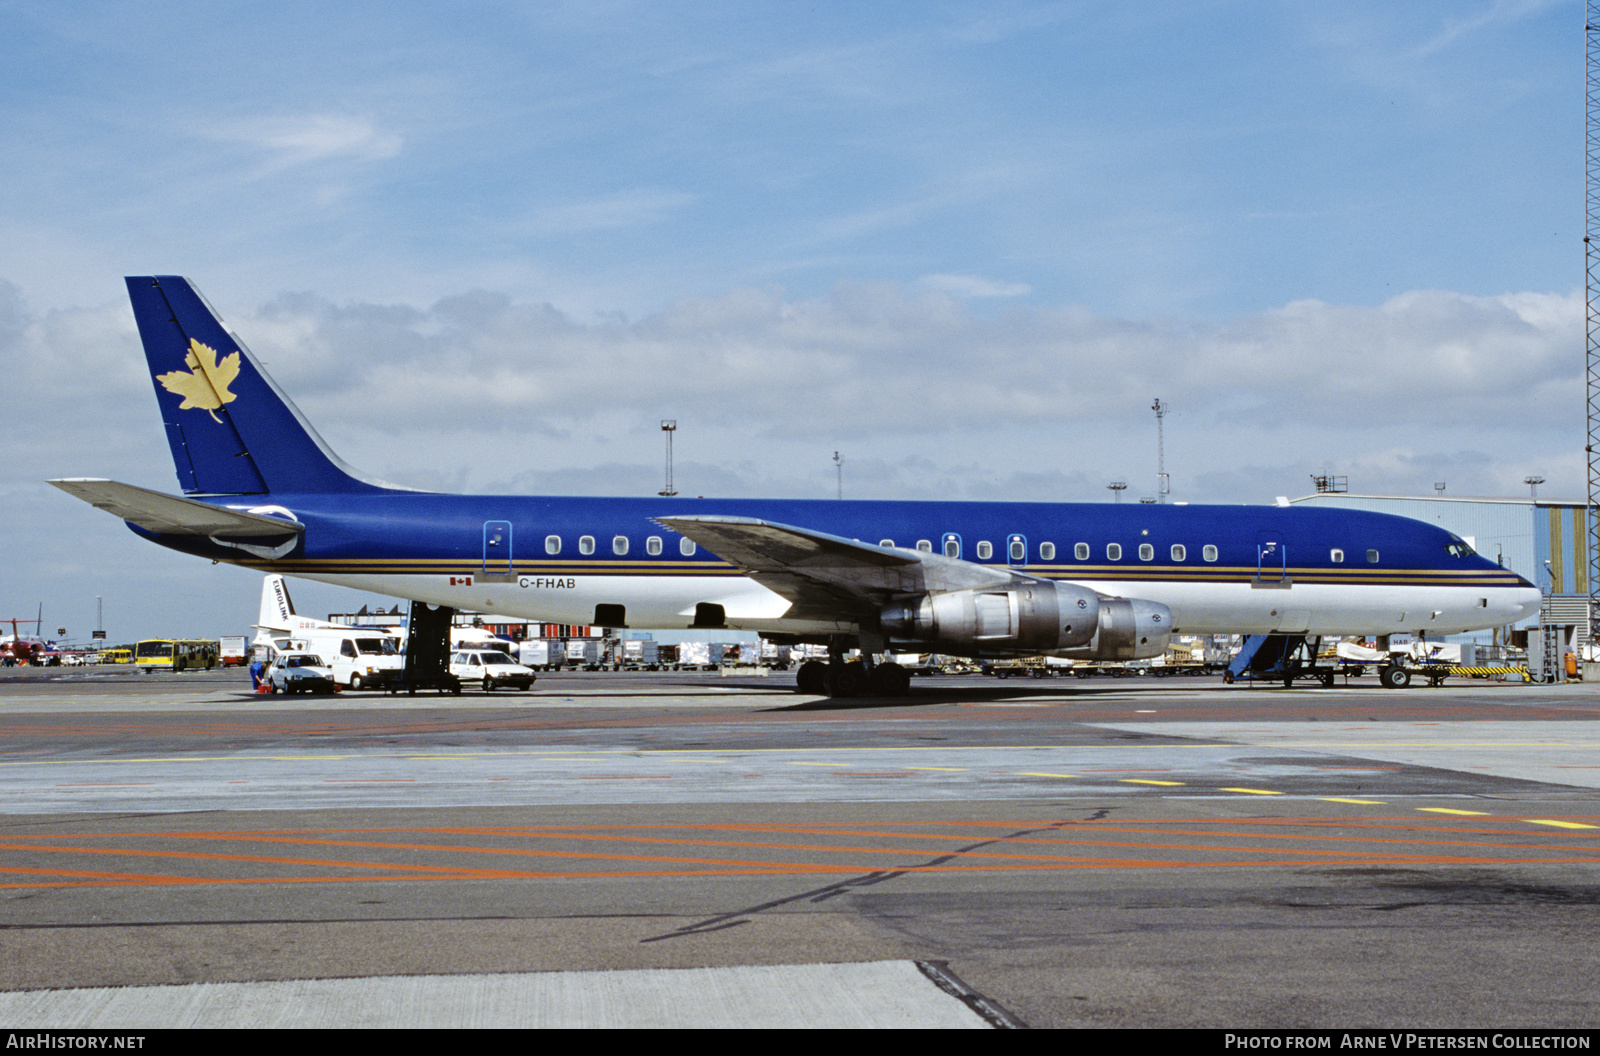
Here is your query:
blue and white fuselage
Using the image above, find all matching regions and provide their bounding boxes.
[124,491,1535,639]
[50,277,1538,674]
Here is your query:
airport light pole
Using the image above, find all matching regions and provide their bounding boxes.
[1525,475,1545,501]
[659,421,677,498]
[1152,398,1169,503]
[1107,481,1127,503]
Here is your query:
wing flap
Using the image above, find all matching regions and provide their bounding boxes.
[47,478,305,539]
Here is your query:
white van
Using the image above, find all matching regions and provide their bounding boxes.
[273,630,404,690]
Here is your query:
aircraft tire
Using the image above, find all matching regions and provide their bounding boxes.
[827,661,868,698]
[869,663,910,697]
[1380,665,1411,689]
[795,660,827,694]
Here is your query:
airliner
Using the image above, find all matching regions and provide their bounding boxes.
[50,276,1539,695]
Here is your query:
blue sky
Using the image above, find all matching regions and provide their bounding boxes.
[0,0,1583,642]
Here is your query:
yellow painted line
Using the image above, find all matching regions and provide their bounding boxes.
[903,767,969,772]
[1015,772,1080,779]
[787,762,843,767]
[1416,808,1491,816]
[1220,787,1283,796]
[1526,820,1600,830]
[1120,779,1185,786]
[1321,798,1386,805]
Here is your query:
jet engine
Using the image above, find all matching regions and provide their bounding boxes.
[878,583,1171,661]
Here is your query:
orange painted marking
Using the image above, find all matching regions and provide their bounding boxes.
[5,815,1598,892]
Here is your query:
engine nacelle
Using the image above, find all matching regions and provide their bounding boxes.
[1059,597,1173,661]
[879,584,1171,661]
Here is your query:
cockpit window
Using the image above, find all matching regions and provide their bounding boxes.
[1446,537,1475,558]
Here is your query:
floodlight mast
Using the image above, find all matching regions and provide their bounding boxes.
[659,420,677,498]
[1152,398,1169,503]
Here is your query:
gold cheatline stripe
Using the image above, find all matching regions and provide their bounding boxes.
[228,557,1520,586]
[232,558,743,574]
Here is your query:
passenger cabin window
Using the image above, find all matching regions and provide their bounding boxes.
[1367,549,1380,564]
[545,535,561,555]
[1330,548,1344,563]
[646,536,663,556]
[1074,542,1089,560]
[1138,543,1154,561]
[679,537,696,556]
[613,536,629,556]
[1010,539,1026,562]
[976,541,993,560]
[944,538,961,559]
[1171,544,1186,562]
[1107,543,1122,561]
[1203,545,1218,562]
[579,535,595,556]
[1040,542,1056,561]
[917,540,933,553]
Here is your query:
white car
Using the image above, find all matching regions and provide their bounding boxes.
[449,649,536,691]
[268,652,337,695]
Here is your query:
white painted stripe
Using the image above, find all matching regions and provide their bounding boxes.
[0,963,993,1029]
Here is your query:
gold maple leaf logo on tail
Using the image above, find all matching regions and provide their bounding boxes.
[156,339,242,423]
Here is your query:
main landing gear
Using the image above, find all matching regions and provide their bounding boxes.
[795,659,911,697]
[794,640,911,699]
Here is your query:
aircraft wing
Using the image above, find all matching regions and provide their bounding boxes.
[47,478,306,538]
[656,515,1033,621]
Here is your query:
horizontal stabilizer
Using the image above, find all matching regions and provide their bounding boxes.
[47,478,305,538]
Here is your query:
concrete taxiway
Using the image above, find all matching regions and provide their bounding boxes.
[2,667,1599,1028]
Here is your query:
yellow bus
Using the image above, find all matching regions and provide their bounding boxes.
[99,648,133,665]
[134,639,219,672]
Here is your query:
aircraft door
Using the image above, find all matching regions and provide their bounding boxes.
[483,520,514,576]
[1255,531,1289,586]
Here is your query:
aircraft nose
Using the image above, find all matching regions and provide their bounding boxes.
[1508,586,1542,624]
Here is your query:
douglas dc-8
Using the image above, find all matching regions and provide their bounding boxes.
[50,276,1539,695]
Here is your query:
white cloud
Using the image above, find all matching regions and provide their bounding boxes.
[207,114,403,171]
[168,279,1581,502]
[917,274,1032,298]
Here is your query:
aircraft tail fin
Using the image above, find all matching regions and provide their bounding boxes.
[126,276,386,496]
[258,574,298,632]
